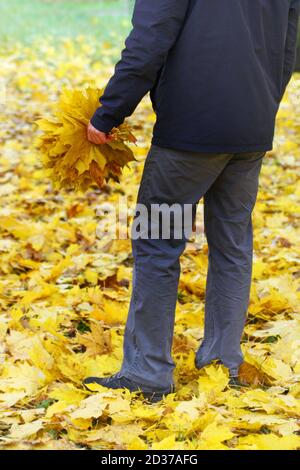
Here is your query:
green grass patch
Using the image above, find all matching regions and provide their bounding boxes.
[0,0,132,46]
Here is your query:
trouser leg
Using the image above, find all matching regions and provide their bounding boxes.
[196,152,264,375]
[120,145,231,388]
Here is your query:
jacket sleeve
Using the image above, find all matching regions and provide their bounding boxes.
[281,0,300,96]
[90,0,190,133]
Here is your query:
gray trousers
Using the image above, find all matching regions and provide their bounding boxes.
[120,145,264,388]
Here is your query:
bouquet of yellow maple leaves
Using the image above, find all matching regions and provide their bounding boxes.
[36,88,136,191]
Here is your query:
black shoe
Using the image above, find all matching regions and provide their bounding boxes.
[228,376,249,389]
[83,373,175,403]
[195,355,222,370]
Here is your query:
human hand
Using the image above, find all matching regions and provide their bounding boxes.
[87,122,113,145]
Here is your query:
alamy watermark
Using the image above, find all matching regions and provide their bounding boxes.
[95,196,205,247]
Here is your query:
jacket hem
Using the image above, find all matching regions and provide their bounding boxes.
[151,136,273,154]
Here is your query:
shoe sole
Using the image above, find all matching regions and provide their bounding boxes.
[141,391,169,403]
[83,381,172,404]
[228,378,250,389]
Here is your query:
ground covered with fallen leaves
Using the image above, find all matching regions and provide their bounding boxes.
[0,36,300,450]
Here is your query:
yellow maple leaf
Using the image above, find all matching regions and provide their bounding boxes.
[198,364,229,395]
[197,421,235,450]
[78,323,112,357]
[238,433,300,450]
[69,393,108,420]
[7,419,44,441]
[152,434,183,450]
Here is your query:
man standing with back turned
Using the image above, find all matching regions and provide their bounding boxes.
[84,0,300,402]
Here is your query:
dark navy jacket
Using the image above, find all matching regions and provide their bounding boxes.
[91,0,300,153]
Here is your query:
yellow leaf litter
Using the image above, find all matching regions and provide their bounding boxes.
[0,37,299,450]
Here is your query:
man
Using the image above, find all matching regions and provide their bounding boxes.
[84,0,300,402]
